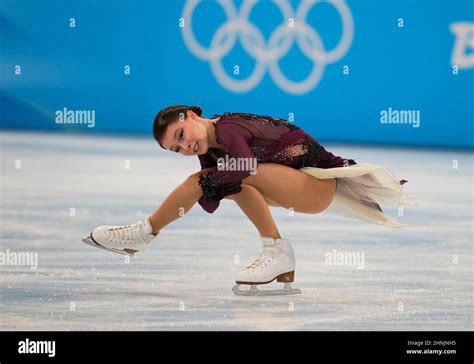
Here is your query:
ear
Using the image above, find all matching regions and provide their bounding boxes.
[187,110,196,119]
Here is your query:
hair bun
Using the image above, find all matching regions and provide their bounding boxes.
[189,105,203,117]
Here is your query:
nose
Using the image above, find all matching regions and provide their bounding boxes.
[180,140,192,153]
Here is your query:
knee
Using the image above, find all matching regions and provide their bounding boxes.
[185,168,214,184]
[184,171,200,186]
[182,171,206,200]
[184,169,219,202]
[184,170,208,195]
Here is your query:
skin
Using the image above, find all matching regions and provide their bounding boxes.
[160,110,226,155]
[150,110,337,240]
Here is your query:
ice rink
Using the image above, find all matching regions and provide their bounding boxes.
[1,131,472,330]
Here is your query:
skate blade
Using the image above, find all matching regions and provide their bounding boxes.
[232,283,302,296]
[82,236,135,256]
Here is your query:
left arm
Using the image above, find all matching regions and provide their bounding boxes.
[197,123,258,213]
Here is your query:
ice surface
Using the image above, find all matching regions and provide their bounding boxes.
[0,131,472,330]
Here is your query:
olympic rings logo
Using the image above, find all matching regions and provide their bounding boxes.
[181,0,354,94]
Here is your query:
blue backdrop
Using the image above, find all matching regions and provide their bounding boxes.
[1,0,473,148]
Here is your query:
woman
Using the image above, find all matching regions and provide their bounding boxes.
[83,105,418,295]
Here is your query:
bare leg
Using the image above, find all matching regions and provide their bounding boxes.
[148,170,281,239]
[148,173,203,234]
[242,163,337,214]
[148,162,335,235]
[224,184,281,239]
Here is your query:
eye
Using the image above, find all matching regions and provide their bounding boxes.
[175,129,184,153]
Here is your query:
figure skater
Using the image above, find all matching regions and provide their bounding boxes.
[83,105,418,296]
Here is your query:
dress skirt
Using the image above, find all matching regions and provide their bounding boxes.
[299,163,420,230]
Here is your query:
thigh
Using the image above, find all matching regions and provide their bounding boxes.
[223,184,281,207]
[260,195,283,207]
[192,168,279,207]
[242,163,337,213]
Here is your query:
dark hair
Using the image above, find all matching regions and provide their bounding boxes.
[153,105,203,149]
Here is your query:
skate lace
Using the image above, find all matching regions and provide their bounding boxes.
[246,247,279,271]
[106,221,147,244]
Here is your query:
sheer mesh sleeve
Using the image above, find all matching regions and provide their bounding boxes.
[197,122,257,214]
[198,151,217,170]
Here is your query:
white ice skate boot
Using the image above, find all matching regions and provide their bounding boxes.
[82,216,157,256]
[232,236,302,296]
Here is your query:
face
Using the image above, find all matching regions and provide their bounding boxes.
[161,111,209,156]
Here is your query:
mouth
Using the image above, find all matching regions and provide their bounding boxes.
[194,141,199,153]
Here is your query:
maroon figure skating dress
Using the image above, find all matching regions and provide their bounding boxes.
[196,112,418,230]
